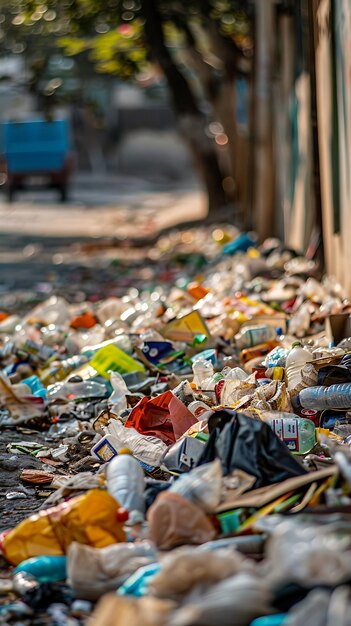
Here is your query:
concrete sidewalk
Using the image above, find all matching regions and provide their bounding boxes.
[0,178,206,239]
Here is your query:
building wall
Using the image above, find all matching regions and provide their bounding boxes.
[315,0,351,293]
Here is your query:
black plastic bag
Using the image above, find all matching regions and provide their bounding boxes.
[161,436,206,473]
[318,354,351,386]
[196,409,306,488]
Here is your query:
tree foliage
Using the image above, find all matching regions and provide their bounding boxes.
[0,0,253,214]
[1,0,252,83]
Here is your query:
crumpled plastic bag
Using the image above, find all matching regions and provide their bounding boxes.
[150,546,247,600]
[67,540,158,600]
[284,588,351,626]
[0,373,44,423]
[108,372,129,415]
[107,419,168,467]
[147,492,216,550]
[1,489,126,566]
[264,520,351,586]
[43,472,102,507]
[161,436,206,473]
[168,572,273,626]
[196,409,306,488]
[169,460,222,512]
[318,353,351,386]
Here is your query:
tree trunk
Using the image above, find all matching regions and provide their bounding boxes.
[142,0,228,214]
[253,0,275,241]
[201,17,251,215]
[177,19,244,218]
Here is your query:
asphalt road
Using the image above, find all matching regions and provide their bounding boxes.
[0,173,204,298]
[0,172,205,535]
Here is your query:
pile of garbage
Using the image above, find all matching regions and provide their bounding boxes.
[1,228,351,625]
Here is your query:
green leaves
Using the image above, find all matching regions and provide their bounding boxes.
[58,36,88,55]
[58,19,148,79]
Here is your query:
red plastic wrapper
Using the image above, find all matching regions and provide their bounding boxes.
[125,391,197,446]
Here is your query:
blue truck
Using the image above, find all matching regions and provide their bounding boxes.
[0,119,72,202]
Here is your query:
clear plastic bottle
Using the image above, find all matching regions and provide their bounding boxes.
[106,451,145,523]
[234,325,277,350]
[40,354,89,385]
[261,411,316,454]
[81,335,133,359]
[275,327,298,349]
[288,302,311,338]
[285,342,315,395]
[192,358,214,389]
[298,383,351,410]
[47,379,107,401]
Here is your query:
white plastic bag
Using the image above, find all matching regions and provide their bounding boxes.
[67,540,158,600]
[169,460,222,512]
[263,519,351,586]
[108,372,129,415]
[107,419,167,467]
[169,572,272,626]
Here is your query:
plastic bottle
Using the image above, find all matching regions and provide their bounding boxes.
[47,379,107,401]
[192,358,214,389]
[81,335,133,359]
[14,555,67,583]
[275,327,297,349]
[240,340,279,365]
[21,375,47,399]
[106,451,145,523]
[285,342,315,395]
[234,325,277,350]
[298,383,351,410]
[288,302,311,338]
[23,296,71,327]
[260,411,316,454]
[91,434,120,462]
[188,400,211,419]
[40,355,89,385]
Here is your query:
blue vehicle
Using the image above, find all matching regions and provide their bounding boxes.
[0,119,72,202]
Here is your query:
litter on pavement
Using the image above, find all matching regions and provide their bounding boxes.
[1,226,351,626]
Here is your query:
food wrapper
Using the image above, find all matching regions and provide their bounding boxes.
[1,488,126,566]
[232,381,292,413]
[0,374,44,423]
[254,381,292,412]
[220,376,257,406]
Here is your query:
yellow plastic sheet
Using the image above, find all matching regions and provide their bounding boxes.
[2,489,126,566]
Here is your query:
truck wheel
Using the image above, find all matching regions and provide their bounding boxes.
[6,185,15,202]
[59,184,68,202]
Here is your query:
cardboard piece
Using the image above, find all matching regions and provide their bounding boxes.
[215,465,338,512]
[161,311,210,342]
[326,313,351,345]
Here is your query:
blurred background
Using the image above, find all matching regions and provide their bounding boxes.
[0,0,350,291]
